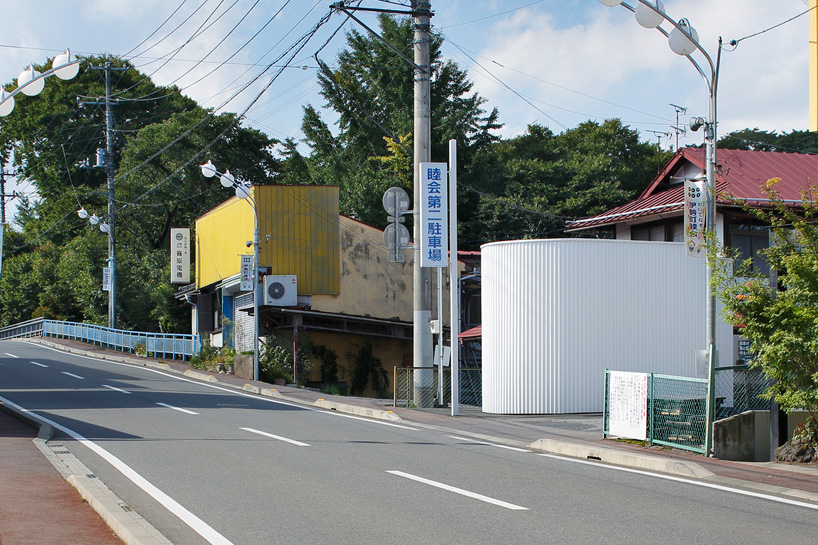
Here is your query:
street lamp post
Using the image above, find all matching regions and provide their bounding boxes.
[201,160,260,382]
[599,0,721,456]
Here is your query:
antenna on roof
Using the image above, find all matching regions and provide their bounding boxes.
[670,104,687,150]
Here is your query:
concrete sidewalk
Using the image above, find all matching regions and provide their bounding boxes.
[2,336,817,545]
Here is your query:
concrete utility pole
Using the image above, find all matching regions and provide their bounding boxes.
[0,167,17,226]
[84,62,126,329]
[412,0,434,406]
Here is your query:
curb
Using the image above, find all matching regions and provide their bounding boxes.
[68,475,173,545]
[313,398,402,421]
[1,401,173,545]
[529,438,715,479]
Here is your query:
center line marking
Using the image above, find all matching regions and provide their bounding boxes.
[103,385,132,394]
[241,427,310,447]
[156,402,198,415]
[4,353,19,358]
[62,372,84,380]
[30,361,49,368]
[387,470,529,510]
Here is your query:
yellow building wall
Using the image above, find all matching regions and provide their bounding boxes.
[196,185,340,294]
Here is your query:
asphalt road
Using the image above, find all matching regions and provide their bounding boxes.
[2,340,816,545]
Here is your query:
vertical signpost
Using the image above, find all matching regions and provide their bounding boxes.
[170,228,191,285]
[419,163,449,267]
[420,162,448,406]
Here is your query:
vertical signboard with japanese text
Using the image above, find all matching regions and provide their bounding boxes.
[419,162,448,268]
[102,266,111,292]
[170,228,191,284]
[607,370,649,441]
[684,180,706,257]
[240,254,253,291]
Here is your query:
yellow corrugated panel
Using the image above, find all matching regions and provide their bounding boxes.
[196,185,339,294]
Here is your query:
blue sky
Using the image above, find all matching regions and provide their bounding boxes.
[0,0,812,220]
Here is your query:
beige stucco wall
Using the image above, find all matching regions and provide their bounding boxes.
[313,216,420,322]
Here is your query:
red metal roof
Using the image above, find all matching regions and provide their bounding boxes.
[568,148,818,230]
[458,325,482,340]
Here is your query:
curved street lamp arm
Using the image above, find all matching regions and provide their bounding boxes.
[0,59,81,108]
[621,1,716,92]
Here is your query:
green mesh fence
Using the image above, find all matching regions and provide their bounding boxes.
[650,374,708,453]
[713,364,771,418]
[394,367,482,408]
[604,371,708,454]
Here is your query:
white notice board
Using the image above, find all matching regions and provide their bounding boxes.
[607,370,649,441]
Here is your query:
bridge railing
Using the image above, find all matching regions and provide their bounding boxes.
[0,318,201,360]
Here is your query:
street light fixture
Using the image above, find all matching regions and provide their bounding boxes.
[0,49,80,117]
[599,0,721,456]
[201,160,260,382]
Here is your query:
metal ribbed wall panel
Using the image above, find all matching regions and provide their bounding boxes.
[196,185,339,294]
[482,239,710,414]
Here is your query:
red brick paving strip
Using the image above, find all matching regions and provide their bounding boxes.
[0,410,123,545]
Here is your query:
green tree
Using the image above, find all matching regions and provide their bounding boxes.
[463,121,665,245]
[0,54,280,331]
[281,14,501,228]
[710,178,818,444]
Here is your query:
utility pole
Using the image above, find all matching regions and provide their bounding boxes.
[82,62,126,329]
[412,0,435,406]
[0,167,18,226]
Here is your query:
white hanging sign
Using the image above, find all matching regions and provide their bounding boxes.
[419,162,448,268]
[102,267,111,292]
[170,228,191,284]
[240,254,254,291]
[684,180,706,257]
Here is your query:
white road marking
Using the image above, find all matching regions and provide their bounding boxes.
[538,453,818,511]
[4,352,19,358]
[36,343,420,430]
[241,427,310,447]
[156,402,198,415]
[448,435,532,453]
[0,395,234,545]
[30,361,49,368]
[62,372,84,380]
[387,470,529,511]
[103,384,132,394]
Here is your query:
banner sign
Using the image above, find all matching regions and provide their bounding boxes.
[419,162,448,268]
[240,254,254,291]
[607,371,649,441]
[684,180,706,257]
[102,267,111,292]
[170,228,191,284]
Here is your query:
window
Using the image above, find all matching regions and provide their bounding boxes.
[729,224,769,277]
[631,221,683,242]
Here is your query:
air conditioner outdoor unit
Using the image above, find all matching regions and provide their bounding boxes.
[264,275,297,307]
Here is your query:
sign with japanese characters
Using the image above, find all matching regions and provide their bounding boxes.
[102,266,111,292]
[419,162,448,268]
[240,254,253,291]
[170,228,190,284]
[684,180,706,257]
[607,371,649,441]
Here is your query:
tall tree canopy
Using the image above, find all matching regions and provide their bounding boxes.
[281,15,664,247]
[0,55,279,330]
[280,14,501,228]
